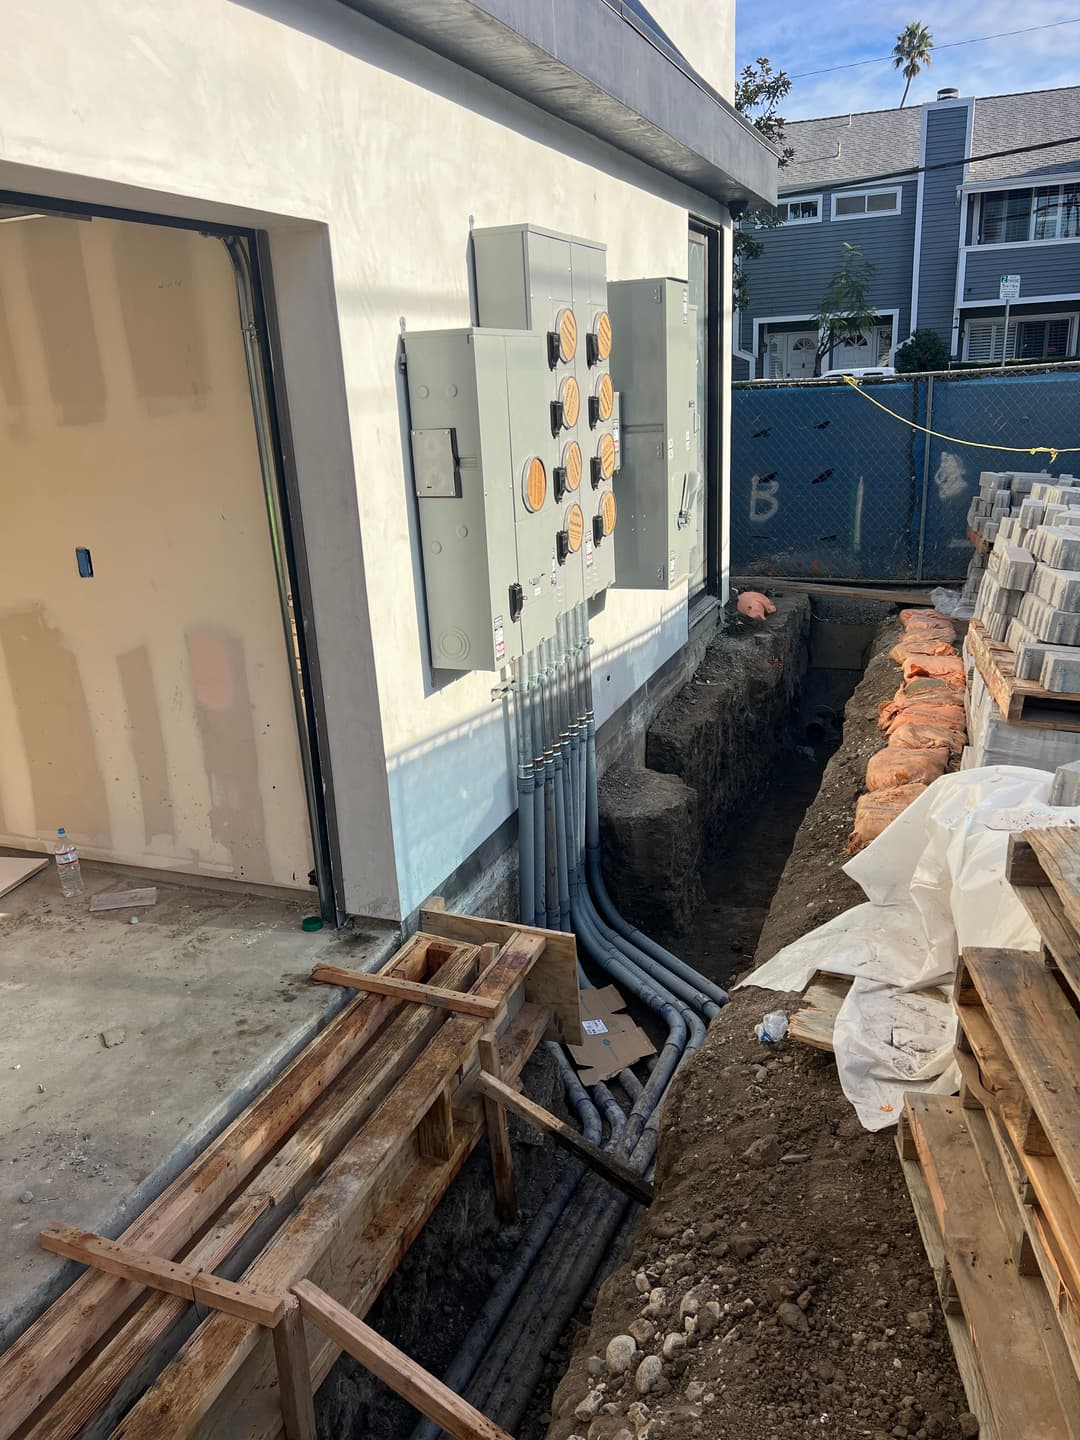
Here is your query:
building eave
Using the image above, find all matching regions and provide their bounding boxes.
[333,0,778,209]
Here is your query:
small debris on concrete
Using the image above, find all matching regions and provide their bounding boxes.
[99,1027,127,1049]
[19,1190,34,1204]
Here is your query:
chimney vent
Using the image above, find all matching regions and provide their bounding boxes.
[937,87,960,101]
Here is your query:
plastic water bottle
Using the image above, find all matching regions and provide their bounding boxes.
[54,828,83,898]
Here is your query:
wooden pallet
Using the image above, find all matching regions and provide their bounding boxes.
[1008,829,1080,1008]
[968,618,1080,730]
[953,948,1080,1378]
[0,913,633,1440]
[898,1095,1080,1439]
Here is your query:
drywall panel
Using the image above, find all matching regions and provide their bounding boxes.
[0,216,312,888]
[0,0,733,917]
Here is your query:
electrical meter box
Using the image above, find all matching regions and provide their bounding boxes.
[405,328,558,671]
[472,224,618,606]
[607,277,698,590]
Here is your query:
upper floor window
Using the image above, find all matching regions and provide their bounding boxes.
[831,187,902,220]
[775,195,821,225]
[975,184,1080,245]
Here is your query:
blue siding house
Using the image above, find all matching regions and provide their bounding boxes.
[738,84,1080,378]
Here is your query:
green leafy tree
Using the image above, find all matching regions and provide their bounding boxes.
[893,21,933,108]
[813,244,877,375]
[894,327,951,373]
[733,58,794,311]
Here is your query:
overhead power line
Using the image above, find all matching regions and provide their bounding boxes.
[784,133,1080,191]
[787,17,1080,80]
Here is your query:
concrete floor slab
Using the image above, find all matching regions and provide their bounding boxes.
[0,852,399,1348]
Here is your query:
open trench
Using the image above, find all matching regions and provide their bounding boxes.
[322,594,925,1440]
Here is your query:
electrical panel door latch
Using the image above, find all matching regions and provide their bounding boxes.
[508,582,525,623]
[556,530,570,565]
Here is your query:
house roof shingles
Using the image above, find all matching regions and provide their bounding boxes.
[779,84,1080,192]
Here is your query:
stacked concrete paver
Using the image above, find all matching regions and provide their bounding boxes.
[964,470,1080,772]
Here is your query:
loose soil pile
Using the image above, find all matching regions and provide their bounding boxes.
[542,622,975,1440]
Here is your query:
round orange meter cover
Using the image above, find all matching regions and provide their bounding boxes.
[600,490,617,536]
[565,504,585,552]
[523,457,547,512]
[563,440,582,491]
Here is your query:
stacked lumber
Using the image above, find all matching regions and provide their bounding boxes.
[0,912,602,1440]
[897,825,1080,1439]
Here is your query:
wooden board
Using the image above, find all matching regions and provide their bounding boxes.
[0,855,47,900]
[293,1281,513,1440]
[895,1121,998,1438]
[903,1094,1079,1438]
[788,972,851,1053]
[959,948,1080,1203]
[730,577,936,606]
[419,908,582,1044]
[969,619,1080,729]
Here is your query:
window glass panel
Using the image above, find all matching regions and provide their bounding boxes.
[980,189,1032,243]
[1033,187,1060,241]
[866,191,898,213]
[835,194,864,216]
[1062,185,1080,239]
[1017,320,1047,358]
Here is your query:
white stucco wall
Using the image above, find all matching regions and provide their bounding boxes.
[0,0,736,919]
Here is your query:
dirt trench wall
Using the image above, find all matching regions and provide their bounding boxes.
[599,596,811,936]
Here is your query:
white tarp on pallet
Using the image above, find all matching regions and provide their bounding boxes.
[741,767,1080,1130]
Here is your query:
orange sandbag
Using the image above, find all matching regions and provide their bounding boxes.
[866,746,948,791]
[888,721,966,757]
[878,687,965,730]
[902,675,956,700]
[900,608,956,630]
[902,654,966,690]
[890,637,957,663]
[848,783,928,853]
[884,701,966,735]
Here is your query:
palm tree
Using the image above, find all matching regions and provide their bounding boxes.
[893,21,933,108]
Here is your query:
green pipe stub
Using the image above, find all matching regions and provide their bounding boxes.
[301,915,323,933]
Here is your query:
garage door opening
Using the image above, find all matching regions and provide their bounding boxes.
[0,204,331,900]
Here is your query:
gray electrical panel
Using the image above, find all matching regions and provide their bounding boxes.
[472,224,618,606]
[405,328,558,671]
[607,278,698,590]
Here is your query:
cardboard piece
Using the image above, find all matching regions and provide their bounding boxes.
[89,886,159,912]
[0,856,47,900]
[567,984,656,1086]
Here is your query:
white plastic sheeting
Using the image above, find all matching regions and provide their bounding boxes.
[741,767,1080,1130]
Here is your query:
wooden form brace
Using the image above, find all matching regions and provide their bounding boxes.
[0,930,442,1440]
[293,1280,514,1440]
[106,933,550,1440]
[475,1070,654,1207]
[311,962,501,1019]
[38,1225,316,1440]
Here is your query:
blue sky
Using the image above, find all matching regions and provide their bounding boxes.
[736,0,1080,120]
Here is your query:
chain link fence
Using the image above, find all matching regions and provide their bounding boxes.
[731,363,1080,584]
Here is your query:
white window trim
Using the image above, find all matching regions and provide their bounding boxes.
[968,184,1080,249]
[752,308,901,378]
[964,170,1080,196]
[961,311,1077,362]
[830,186,903,222]
[773,193,822,226]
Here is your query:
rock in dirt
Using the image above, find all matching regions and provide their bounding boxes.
[634,1355,663,1396]
[605,1335,636,1377]
[906,1308,932,1337]
[777,1300,810,1335]
[628,1318,655,1345]
[958,1415,980,1437]
[574,1389,605,1421]
[743,1135,782,1167]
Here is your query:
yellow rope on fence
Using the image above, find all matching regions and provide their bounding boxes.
[840,374,1080,464]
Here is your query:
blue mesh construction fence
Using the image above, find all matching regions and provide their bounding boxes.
[731,365,1080,583]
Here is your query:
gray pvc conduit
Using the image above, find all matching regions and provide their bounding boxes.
[512,656,535,927]
[411,599,726,1439]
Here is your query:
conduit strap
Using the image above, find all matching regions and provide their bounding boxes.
[841,374,1080,464]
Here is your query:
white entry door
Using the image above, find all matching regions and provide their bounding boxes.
[831,323,894,372]
[765,331,817,378]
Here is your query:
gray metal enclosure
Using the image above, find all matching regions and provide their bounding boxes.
[730,364,1080,583]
